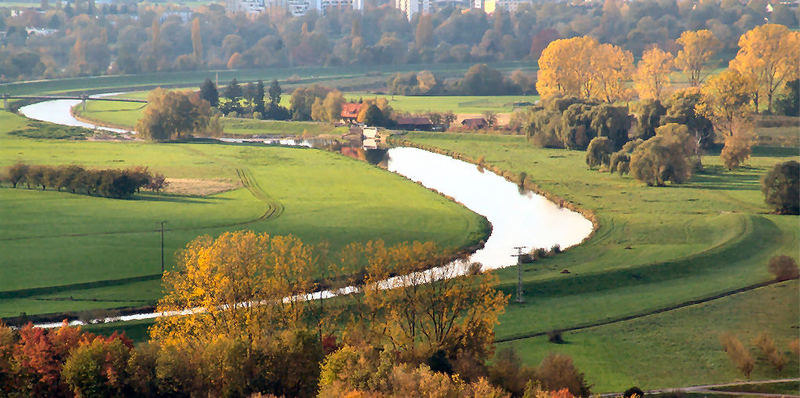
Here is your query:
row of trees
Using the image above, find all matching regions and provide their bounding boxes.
[0,231,592,397]
[387,64,536,96]
[2,163,166,198]
[200,78,292,120]
[2,0,796,81]
[536,24,799,113]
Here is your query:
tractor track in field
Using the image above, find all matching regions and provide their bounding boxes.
[494,277,793,343]
[0,168,282,243]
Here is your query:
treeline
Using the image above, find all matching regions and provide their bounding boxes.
[387,64,536,96]
[198,78,398,127]
[2,0,796,81]
[522,24,799,186]
[0,232,592,397]
[2,163,167,198]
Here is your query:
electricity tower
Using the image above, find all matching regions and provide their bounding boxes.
[511,246,527,303]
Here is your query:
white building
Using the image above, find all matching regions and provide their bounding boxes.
[396,0,431,20]
[226,0,266,14]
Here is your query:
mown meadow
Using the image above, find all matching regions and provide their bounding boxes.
[0,110,488,318]
[402,132,799,391]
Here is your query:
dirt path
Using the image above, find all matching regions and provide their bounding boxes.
[593,378,800,397]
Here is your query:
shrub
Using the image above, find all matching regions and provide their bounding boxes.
[624,386,645,398]
[753,332,786,372]
[535,354,591,397]
[720,134,753,170]
[630,135,692,186]
[789,339,800,357]
[719,333,754,378]
[489,348,536,396]
[761,160,799,214]
[767,255,799,281]
[6,162,28,188]
[546,330,564,344]
[4,163,162,199]
[585,137,613,169]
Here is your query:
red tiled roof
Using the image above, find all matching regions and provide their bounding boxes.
[341,103,362,118]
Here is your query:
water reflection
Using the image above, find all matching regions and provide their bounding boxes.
[386,147,593,270]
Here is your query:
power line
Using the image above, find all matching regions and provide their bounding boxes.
[511,246,527,304]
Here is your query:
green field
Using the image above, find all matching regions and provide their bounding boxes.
[0,110,488,318]
[402,132,799,391]
[346,93,540,114]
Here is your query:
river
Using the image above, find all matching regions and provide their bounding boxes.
[17,99,593,327]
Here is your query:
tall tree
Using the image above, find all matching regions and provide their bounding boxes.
[729,24,800,113]
[269,79,282,105]
[224,78,242,100]
[537,36,598,99]
[191,18,203,64]
[697,70,755,169]
[200,78,218,107]
[254,80,266,115]
[675,30,720,87]
[415,15,433,49]
[590,43,634,103]
[634,47,675,101]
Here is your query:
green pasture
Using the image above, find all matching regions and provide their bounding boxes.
[403,132,799,390]
[74,99,347,137]
[499,280,799,393]
[346,92,539,114]
[0,110,488,317]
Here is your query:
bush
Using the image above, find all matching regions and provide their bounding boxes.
[630,135,692,186]
[719,333,754,378]
[3,163,162,199]
[535,354,591,397]
[753,332,786,372]
[624,386,644,398]
[488,348,535,396]
[767,255,799,281]
[546,330,564,344]
[761,160,799,214]
[585,137,613,169]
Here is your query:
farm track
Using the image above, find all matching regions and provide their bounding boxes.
[0,168,282,243]
[495,214,787,342]
[0,168,283,299]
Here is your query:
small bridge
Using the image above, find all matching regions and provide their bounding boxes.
[2,94,147,111]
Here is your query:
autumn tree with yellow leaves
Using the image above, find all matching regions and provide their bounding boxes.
[675,30,721,87]
[697,69,755,169]
[729,24,800,113]
[634,47,675,101]
[537,36,633,103]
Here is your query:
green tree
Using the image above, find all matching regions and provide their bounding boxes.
[630,133,692,186]
[136,88,212,142]
[269,79,282,105]
[586,136,614,169]
[761,160,799,214]
[224,78,243,100]
[633,99,666,140]
[199,78,218,107]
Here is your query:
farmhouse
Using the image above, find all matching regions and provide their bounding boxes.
[461,118,488,129]
[395,116,433,131]
[341,103,363,123]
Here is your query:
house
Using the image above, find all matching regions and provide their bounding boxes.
[341,103,363,123]
[461,118,488,129]
[395,116,433,131]
[362,127,379,139]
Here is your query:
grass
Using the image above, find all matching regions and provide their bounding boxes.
[402,132,799,391]
[345,93,540,114]
[497,281,799,393]
[0,110,488,317]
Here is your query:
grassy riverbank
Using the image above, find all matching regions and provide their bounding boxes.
[0,110,489,318]
[402,132,799,391]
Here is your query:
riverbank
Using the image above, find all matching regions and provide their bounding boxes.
[401,132,799,391]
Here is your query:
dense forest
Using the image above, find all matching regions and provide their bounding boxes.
[0,0,797,81]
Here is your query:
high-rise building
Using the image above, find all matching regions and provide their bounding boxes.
[227,0,361,16]
[396,0,430,20]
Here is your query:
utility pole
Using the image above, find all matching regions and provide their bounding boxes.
[159,221,167,274]
[511,246,527,303]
